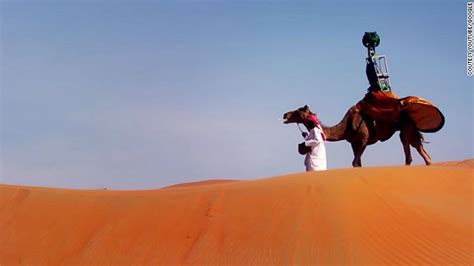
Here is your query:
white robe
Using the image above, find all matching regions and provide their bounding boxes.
[304,126,327,171]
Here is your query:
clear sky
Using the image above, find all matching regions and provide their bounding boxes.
[1,0,472,189]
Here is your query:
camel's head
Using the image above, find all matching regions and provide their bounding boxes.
[282,105,313,124]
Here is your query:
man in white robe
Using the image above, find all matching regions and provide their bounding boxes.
[303,120,327,171]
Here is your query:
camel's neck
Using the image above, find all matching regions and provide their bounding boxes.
[321,124,345,141]
[320,107,354,141]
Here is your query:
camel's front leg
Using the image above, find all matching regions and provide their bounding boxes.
[351,141,367,167]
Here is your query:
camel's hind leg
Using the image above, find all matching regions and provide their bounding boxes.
[399,129,412,165]
[410,129,432,166]
[414,143,432,166]
[402,122,432,166]
[402,141,412,165]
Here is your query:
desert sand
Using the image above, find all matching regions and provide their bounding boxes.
[1,160,473,265]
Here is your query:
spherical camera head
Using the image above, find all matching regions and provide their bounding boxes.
[362,32,380,48]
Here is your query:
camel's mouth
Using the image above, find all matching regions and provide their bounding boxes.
[283,117,290,124]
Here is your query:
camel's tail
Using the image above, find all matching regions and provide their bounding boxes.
[400,110,431,145]
[415,130,430,144]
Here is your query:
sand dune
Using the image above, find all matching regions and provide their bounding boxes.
[1,160,473,265]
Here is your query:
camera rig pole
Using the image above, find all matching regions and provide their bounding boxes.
[363,32,391,92]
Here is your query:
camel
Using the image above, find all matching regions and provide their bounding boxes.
[283,105,435,167]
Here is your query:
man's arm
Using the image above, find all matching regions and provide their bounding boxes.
[305,129,321,147]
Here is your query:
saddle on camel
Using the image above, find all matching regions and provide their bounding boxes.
[357,32,444,142]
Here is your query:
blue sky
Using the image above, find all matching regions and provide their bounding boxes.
[1,0,472,189]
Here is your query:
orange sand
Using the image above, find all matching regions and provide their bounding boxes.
[1,160,473,265]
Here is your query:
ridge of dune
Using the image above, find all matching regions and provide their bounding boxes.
[434,158,474,168]
[161,179,240,189]
[1,162,473,265]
